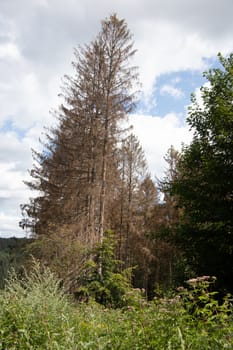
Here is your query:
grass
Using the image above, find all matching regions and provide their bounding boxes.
[0,262,233,349]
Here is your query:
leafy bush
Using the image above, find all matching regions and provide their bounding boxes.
[179,276,232,323]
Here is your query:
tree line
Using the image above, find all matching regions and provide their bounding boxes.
[18,14,233,298]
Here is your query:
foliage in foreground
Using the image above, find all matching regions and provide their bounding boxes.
[0,262,233,349]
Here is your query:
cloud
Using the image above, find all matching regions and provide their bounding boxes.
[0,59,60,130]
[160,84,184,99]
[0,42,21,60]
[0,128,41,237]
[1,0,232,99]
[129,113,192,179]
[0,162,30,237]
[0,212,23,237]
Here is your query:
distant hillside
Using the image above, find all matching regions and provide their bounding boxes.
[0,237,32,289]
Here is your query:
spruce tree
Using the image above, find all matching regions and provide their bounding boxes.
[20,15,139,286]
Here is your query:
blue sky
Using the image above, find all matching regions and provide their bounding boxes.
[0,0,233,237]
[138,70,206,116]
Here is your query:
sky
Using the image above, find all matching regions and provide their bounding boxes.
[0,0,233,237]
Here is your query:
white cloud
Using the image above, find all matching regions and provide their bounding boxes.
[0,130,37,170]
[0,162,31,237]
[0,128,41,237]
[129,113,192,179]
[160,84,184,98]
[0,64,60,129]
[0,42,21,60]
[134,22,231,98]
[0,212,26,238]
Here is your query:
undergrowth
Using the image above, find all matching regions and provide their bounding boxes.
[0,261,232,349]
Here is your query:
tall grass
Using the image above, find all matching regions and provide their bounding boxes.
[0,261,75,349]
[0,262,233,349]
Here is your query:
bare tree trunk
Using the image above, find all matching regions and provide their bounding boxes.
[125,162,132,267]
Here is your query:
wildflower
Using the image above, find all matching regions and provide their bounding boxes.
[186,275,216,286]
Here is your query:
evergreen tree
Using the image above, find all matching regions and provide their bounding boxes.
[21,14,138,247]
